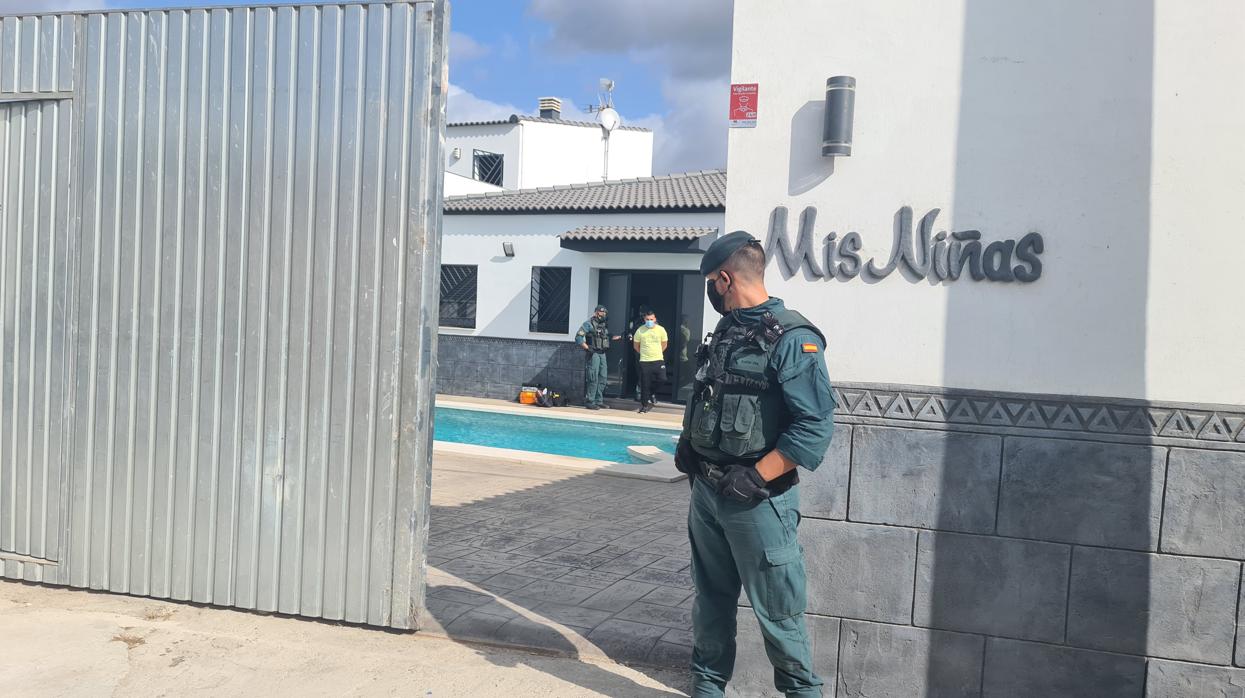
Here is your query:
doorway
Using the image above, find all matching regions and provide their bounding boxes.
[597,270,705,404]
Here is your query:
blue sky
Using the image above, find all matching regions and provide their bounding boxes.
[2,0,733,174]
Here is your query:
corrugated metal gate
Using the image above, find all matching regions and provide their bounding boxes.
[0,1,446,630]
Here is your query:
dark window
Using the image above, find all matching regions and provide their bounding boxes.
[529,266,572,334]
[472,149,504,187]
[439,264,477,328]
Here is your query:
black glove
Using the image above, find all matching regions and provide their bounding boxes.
[675,436,698,487]
[716,465,771,504]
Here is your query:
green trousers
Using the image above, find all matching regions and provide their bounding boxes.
[688,477,822,697]
[584,352,608,406]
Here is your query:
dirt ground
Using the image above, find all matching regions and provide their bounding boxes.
[0,581,689,697]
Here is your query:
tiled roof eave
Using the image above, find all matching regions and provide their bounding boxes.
[444,204,725,215]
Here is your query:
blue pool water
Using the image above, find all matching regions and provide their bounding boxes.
[434,407,678,464]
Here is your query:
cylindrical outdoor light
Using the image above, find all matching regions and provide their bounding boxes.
[822,76,856,156]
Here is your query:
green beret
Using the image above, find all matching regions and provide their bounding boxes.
[595,304,608,312]
[699,230,758,276]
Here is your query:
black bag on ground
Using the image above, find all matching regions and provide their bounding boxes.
[535,385,555,408]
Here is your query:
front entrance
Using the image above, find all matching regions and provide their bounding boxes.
[597,270,705,405]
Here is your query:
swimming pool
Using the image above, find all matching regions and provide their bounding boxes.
[434,406,679,464]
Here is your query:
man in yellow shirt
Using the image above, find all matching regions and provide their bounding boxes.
[632,310,669,413]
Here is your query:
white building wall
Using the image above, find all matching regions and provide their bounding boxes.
[441,211,723,341]
[603,129,654,181]
[445,123,521,189]
[518,122,654,188]
[443,171,504,196]
[727,0,1245,404]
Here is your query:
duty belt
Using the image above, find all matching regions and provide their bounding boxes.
[698,458,758,483]
[699,460,726,484]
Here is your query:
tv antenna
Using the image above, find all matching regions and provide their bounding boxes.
[586,78,616,113]
[586,78,621,180]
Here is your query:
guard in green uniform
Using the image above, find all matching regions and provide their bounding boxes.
[575,305,620,410]
[675,231,835,697]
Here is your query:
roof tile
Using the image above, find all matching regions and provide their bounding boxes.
[446,114,651,132]
[444,170,726,214]
[560,225,718,241]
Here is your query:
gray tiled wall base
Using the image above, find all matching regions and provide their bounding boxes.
[1161,448,1245,559]
[801,520,916,624]
[1146,660,1245,697]
[914,531,1070,643]
[1066,547,1239,664]
[849,426,1001,534]
[982,638,1146,698]
[723,384,1245,697]
[837,621,983,698]
[726,613,839,698]
[437,334,589,403]
[796,424,852,520]
[998,438,1166,550]
[1239,581,1245,668]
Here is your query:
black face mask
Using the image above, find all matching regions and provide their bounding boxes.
[706,276,729,315]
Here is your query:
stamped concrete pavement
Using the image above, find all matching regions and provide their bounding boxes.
[423,453,696,669]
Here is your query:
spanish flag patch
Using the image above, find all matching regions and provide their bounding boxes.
[801,342,819,353]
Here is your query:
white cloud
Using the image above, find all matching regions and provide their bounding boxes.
[449,31,490,63]
[636,77,729,174]
[527,0,733,174]
[528,0,731,81]
[447,83,520,123]
[447,83,596,125]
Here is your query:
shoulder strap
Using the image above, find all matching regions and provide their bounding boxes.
[770,308,826,345]
[747,308,825,351]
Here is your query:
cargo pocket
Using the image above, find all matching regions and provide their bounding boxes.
[760,542,807,620]
[718,394,764,456]
[690,399,719,447]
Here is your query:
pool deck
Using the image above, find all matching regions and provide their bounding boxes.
[422,451,695,670]
[436,394,685,429]
[434,395,687,482]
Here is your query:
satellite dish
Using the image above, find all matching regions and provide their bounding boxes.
[598,106,621,133]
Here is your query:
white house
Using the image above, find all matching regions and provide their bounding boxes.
[443,98,654,194]
[436,170,725,406]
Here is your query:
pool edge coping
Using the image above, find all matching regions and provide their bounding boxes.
[433,440,685,483]
[435,395,683,432]
[433,440,614,471]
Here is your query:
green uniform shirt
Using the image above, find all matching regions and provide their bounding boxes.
[575,318,609,351]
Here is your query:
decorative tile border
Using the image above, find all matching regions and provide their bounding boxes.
[832,382,1245,447]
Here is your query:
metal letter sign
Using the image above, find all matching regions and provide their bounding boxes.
[730,83,759,128]
[763,206,1045,283]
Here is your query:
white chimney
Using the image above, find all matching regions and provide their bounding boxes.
[538,97,562,120]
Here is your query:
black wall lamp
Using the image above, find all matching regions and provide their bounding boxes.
[502,242,515,257]
[822,76,855,157]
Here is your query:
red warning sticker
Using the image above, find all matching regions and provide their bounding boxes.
[729,83,758,128]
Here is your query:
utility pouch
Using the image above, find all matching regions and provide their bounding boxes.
[689,399,720,448]
[717,394,766,456]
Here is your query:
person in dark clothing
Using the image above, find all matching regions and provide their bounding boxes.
[575,305,621,410]
[675,231,835,698]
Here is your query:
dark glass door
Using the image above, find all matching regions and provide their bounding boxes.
[598,271,631,397]
[671,273,706,404]
[597,270,705,404]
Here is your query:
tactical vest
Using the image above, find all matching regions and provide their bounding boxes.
[586,318,610,352]
[683,307,824,463]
